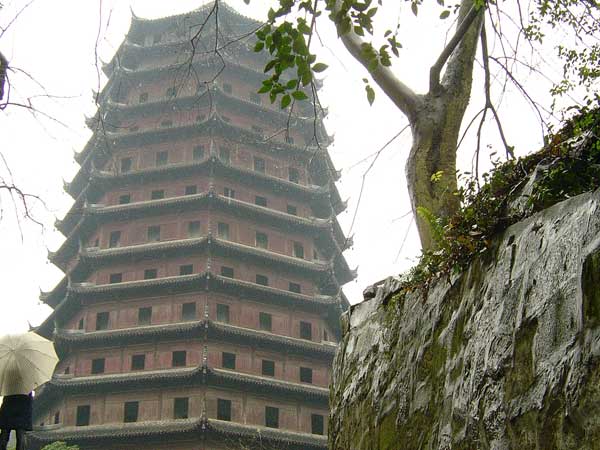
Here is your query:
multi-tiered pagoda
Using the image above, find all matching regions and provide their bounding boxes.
[31,4,353,450]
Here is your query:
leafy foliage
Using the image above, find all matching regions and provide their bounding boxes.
[395,98,600,295]
[40,442,80,450]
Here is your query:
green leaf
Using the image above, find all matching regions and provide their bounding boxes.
[365,85,375,105]
[286,79,298,89]
[258,85,271,94]
[292,90,308,100]
[411,2,418,16]
[439,10,450,19]
[254,41,264,52]
[312,62,328,73]
[281,94,292,109]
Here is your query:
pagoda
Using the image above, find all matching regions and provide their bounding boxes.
[30,4,353,450]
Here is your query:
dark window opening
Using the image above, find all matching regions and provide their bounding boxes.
[78,318,84,330]
[109,273,122,284]
[262,360,275,377]
[193,145,205,160]
[120,158,132,173]
[119,194,131,205]
[53,411,60,425]
[255,232,268,249]
[222,352,236,370]
[147,225,161,242]
[324,330,329,342]
[300,367,313,383]
[185,185,197,195]
[179,264,193,276]
[289,167,300,183]
[311,414,324,435]
[108,230,121,248]
[217,399,231,421]
[150,189,165,200]
[289,282,301,294]
[123,401,139,423]
[182,302,196,321]
[174,398,189,420]
[156,151,168,166]
[293,242,304,259]
[131,354,145,371]
[76,405,90,427]
[138,307,152,326]
[172,350,187,367]
[300,321,312,340]
[91,358,105,375]
[255,196,267,207]
[144,269,157,280]
[286,204,297,215]
[265,406,279,428]
[219,147,230,164]
[166,86,177,98]
[253,157,266,173]
[221,266,234,278]
[223,187,235,198]
[188,221,201,238]
[256,274,269,286]
[217,222,230,240]
[138,92,148,103]
[95,312,109,331]
[217,304,230,323]
[259,312,272,332]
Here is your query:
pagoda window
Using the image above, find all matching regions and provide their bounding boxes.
[311,414,324,435]
[293,241,305,259]
[193,145,205,160]
[77,318,85,330]
[286,204,297,216]
[219,147,231,164]
[255,195,267,207]
[185,185,197,195]
[256,274,269,286]
[188,221,201,238]
[123,401,139,423]
[166,86,177,98]
[217,222,230,240]
[300,321,312,340]
[75,405,90,427]
[249,92,261,104]
[64,366,70,375]
[120,157,132,173]
[156,151,168,166]
[95,312,109,331]
[222,82,232,94]
[119,194,131,205]
[289,167,300,183]
[131,354,145,371]
[300,367,313,384]
[91,358,105,375]
[151,189,165,200]
[262,360,275,377]
[221,352,236,370]
[216,304,230,323]
[179,264,194,276]
[138,307,152,325]
[265,406,279,428]
[259,312,272,332]
[223,187,235,198]
[253,157,266,173]
[172,350,187,367]
[182,302,196,321]
[53,411,60,425]
[289,282,301,294]
[323,330,329,342]
[147,225,161,242]
[94,238,100,247]
[217,399,231,421]
[221,266,234,278]
[144,269,157,280]
[174,398,189,420]
[109,273,123,284]
[160,119,174,128]
[108,231,121,248]
[138,92,148,104]
[255,232,268,249]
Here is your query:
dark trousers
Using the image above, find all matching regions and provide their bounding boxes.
[0,429,25,450]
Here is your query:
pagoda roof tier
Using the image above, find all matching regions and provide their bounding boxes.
[71,113,340,199]
[59,158,343,234]
[29,417,326,450]
[52,319,337,360]
[52,191,352,278]
[34,365,328,415]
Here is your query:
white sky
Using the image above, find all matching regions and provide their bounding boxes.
[0,0,575,335]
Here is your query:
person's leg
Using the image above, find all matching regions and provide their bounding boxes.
[0,429,10,450]
[15,429,25,450]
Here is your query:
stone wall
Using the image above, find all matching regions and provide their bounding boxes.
[330,189,600,449]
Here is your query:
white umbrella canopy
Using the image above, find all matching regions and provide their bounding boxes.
[0,332,58,396]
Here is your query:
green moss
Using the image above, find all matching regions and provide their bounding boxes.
[451,313,466,356]
[507,410,539,450]
[582,249,600,328]
[505,319,538,400]
[378,410,399,450]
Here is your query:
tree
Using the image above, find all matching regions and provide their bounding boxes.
[40,442,79,450]
[249,0,599,250]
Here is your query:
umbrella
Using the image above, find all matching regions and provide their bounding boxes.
[0,332,58,396]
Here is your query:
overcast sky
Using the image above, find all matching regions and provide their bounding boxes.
[0,0,572,335]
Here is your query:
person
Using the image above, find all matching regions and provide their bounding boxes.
[0,392,33,450]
